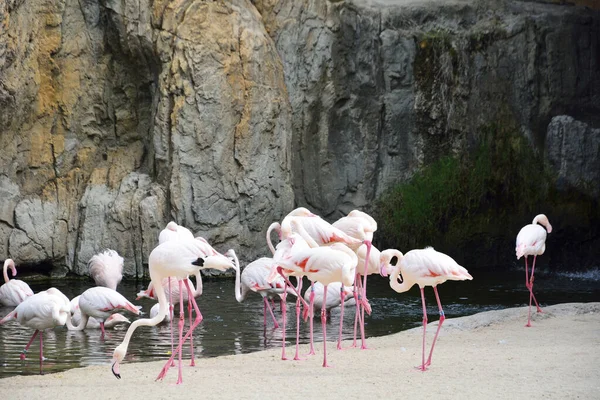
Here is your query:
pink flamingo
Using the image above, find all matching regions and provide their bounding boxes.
[111,238,235,384]
[0,259,34,306]
[88,249,124,291]
[280,207,363,250]
[381,247,473,371]
[333,210,377,348]
[0,288,71,374]
[67,286,140,339]
[516,214,552,327]
[231,256,294,329]
[274,242,358,367]
[302,281,354,350]
[70,295,132,328]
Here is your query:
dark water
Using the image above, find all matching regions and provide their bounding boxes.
[0,265,599,379]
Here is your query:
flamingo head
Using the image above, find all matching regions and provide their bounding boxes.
[287,207,316,217]
[202,252,235,272]
[532,214,552,234]
[379,249,403,277]
[105,313,131,328]
[111,344,126,379]
[4,259,16,278]
[166,221,178,231]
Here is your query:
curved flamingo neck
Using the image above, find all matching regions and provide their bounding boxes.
[231,251,245,303]
[288,218,319,248]
[66,312,87,331]
[266,222,281,256]
[117,273,170,357]
[3,259,15,284]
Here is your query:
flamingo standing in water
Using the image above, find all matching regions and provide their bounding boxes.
[231,256,294,329]
[0,288,71,374]
[302,281,355,350]
[381,247,472,371]
[111,238,235,384]
[516,214,552,327]
[70,295,132,329]
[0,259,33,306]
[88,249,124,291]
[67,286,141,339]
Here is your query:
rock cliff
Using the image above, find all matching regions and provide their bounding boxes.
[0,0,598,276]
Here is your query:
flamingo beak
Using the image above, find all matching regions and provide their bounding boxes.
[379,263,388,277]
[111,361,121,379]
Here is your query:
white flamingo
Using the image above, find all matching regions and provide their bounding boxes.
[110,238,235,384]
[88,249,124,291]
[516,214,553,327]
[0,288,71,374]
[66,287,140,338]
[0,259,34,307]
[381,247,473,371]
[231,256,294,329]
[274,242,358,367]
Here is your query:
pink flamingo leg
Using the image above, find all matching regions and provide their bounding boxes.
[321,285,330,367]
[277,268,310,311]
[39,330,44,375]
[280,291,288,360]
[263,297,268,328]
[188,295,195,367]
[351,285,360,348]
[530,255,542,313]
[418,287,428,371]
[307,283,316,356]
[20,329,39,360]
[425,286,445,367]
[176,281,185,384]
[337,287,345,350]
[168,278,176,366]
[265,297,279,328]
[293,280,305,360]
[156,280,204,382]
[100,322,106,340]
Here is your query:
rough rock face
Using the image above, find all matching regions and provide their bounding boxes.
[546,116,600,198]
[254,0,600,218]
[0,0,294,277]
[0,0,598,277]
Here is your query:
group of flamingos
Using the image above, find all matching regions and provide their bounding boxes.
[0,208,552,383]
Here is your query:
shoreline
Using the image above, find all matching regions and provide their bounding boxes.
[1,302,599,399]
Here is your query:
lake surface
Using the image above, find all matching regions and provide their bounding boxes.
[0,265,598,379]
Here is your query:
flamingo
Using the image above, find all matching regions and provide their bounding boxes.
[0,259,34,306]
[302,281,355,318]
[274,242,358,367]
[110,238,236,384]
[380,247,473,371]
[70,294,132,329]
[280,207,363,250]
[159,221,194,244]
[516,214,552,327]
[88,249,124,291]
[0,288,71,374]
[332,210,377,348]
[66,286,140,339]
[231,256,294,329]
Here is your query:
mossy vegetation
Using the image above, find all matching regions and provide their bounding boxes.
[374,123,556,265]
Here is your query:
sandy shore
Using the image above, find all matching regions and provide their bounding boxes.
[1,302,599,399]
